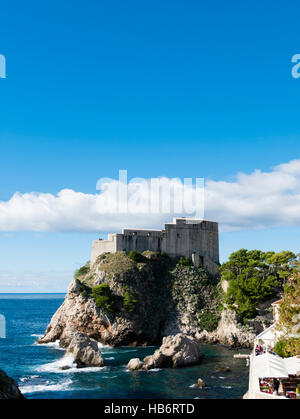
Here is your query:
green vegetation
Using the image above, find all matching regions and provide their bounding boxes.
[274,338,291,358]
[172,264,221,331]
[122,286,137,312]
[74,262,90,280]
[160,252,169,259]
[221,249,296,321]
[96,253,109,264]
[275,259,300,356]
[198,309,220,332]
[128,250,147,263]
[79,281,90,298]
[177,256,192,266]
[91,284,115,312]
[91,281,138,314]
[99,251,136,275]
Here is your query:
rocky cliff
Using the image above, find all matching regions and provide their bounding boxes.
[0,370,24,399]
[38,252,221,347]
[38,251,264,353]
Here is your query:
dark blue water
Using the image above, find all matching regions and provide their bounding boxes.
[0,294,250,399]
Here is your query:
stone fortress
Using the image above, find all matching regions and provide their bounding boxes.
[91,218,220,275]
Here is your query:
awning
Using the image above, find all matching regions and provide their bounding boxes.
[284,356,300,375]
[253,353,300,378]
[255,324,282,343]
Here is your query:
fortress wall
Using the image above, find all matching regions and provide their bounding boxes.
[91,235,118,265]
[118,230,164,253]
[163,220,219,264]
[90,219,220,275]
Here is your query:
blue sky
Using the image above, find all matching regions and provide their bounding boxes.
[1,0,300,292]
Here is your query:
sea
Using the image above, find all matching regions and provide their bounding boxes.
[0,294,250,399]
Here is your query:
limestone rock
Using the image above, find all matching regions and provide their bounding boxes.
[59,365,71,371]
[67,331,104,368]
[195,378,206,388]
[195,309,256,348]
[144,334,203,369]
[215,310,256,348]
[37,279,110,346]
[0,370,24,399]
[37,252,261,350]
[127,358,143,371]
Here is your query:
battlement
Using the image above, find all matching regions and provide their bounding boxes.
[91,218,220,275]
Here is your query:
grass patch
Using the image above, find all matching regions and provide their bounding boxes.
[74,262,90,280]
[99,252,136,275]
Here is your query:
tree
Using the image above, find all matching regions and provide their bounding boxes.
[221,249,296,321]
[91,284,115,312]
[122,286,137,312]
[275,271,300,357]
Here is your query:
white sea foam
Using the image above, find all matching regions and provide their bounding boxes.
[104,357,115,360]
[189,384,208,389]
[147,368,161,372]
[36,353,77,373]
[31,334,43,338]
[98,342,112,349]
[37,353,106,374]
[20,375,41,383]
[221,386,232,389]
[34,339,64,350]
[20,379,72,394]
[64,366,107,374]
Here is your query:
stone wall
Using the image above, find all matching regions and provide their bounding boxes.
[91,218,219,275]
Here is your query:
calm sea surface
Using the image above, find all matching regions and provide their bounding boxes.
[0,294,250,399]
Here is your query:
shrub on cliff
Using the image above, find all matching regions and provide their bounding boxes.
[74,262,90,280]
[122,286,137,312]
[75,279,90,298]
[177,257,192,266]
[128,250,147,263]
[198,309,221,332]
[91,284,115,312]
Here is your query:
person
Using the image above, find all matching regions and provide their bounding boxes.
[255,345,262,355]
[273,379,280,395]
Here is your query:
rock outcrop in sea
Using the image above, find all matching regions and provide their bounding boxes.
[0,369,24,399]
[127,334,203,370]
[38,252,222,349]
[143,333,204,369]
[37,251,269,358]
[64,331,104,368]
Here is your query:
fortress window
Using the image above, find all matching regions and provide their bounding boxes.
[177,234,180,238]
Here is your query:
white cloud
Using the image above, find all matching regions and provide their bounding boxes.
[0,159,300,233]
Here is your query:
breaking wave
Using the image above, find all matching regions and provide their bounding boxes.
[20,379,73,394]
[36,353,106,374]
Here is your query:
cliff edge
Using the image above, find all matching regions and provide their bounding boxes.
[38,251,259,350]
